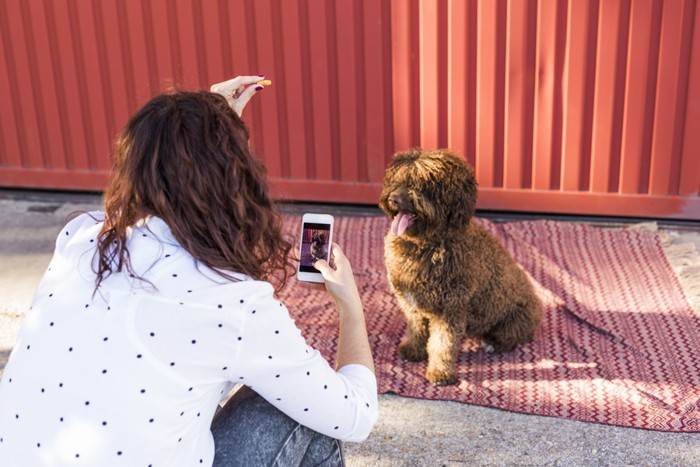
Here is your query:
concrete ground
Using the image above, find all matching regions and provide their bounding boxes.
[1,190,699,466]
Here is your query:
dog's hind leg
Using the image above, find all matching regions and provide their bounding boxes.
[425,317,462,386]
[482,301,540,352]
[398,309,429,362]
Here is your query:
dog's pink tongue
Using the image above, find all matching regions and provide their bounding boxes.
[391,213,414,236]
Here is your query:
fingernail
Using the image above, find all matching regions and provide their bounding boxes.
[255,86,263,91]
[258,74,265,78]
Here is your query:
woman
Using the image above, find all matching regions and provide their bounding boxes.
[0,76,377,466]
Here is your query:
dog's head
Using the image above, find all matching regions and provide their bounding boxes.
[311,231,325,244]
[379,148,477,237]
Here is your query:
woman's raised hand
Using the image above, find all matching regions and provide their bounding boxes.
[210,75,267,117]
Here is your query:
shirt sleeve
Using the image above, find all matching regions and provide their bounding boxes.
[232,285,378,442]
[54,211,103,251]
[33,212,104,298]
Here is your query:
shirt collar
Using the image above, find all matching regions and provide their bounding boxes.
[133,215,179,244]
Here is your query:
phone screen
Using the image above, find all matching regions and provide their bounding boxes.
[299,222,331,272]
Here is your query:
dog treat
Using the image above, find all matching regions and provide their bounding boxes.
[232,79,272,99]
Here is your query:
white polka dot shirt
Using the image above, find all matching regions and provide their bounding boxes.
[0,213,378,466]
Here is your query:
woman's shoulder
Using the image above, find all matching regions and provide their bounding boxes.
[55,210,104,251]
[59,210,104,235]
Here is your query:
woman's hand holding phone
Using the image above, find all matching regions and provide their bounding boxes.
[313,243,362,311]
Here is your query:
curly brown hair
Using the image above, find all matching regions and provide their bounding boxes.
[95,90,294,292]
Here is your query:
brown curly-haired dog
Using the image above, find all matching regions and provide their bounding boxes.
[379,148,542,386]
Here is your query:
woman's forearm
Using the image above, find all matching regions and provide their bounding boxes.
[312,242,375,373]
[335,296,375,373]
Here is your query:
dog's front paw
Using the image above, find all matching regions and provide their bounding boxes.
[398,341,427,362]
[425,368,458,386]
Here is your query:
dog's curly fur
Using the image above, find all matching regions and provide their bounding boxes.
[379,148,542,386]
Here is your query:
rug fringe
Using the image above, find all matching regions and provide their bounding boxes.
[664,241,700,314]
[628,222,700,314]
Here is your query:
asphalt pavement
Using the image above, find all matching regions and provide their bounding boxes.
[1,190,699,466]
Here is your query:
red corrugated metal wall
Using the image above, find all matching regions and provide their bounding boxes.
[1,0,699,219]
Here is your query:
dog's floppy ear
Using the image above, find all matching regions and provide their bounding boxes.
[432,150,478,226]
[455,159,478,224]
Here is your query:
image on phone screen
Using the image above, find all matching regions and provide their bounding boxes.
[299,222,331,272]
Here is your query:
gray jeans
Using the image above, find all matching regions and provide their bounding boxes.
[211,386,344,466]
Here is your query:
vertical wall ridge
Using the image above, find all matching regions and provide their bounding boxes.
[381,0,395,166]
[437,0,448,149]
[522,0,536,190]
[192,0,208,87]
[271,0,291,178]
[115,0,136,112]
[354,0,368,182]
[91,0,116,148]
[0,0,28,168]
[20,0,50,168]
[166,2,182,85]
[550,0,567,191]
[297,0,315,180]
[67,0,98,169]
[581,0,599,192]
[325,0,341,181]
[609,0,631,194]
[639,0,664,194]
[140,1,158,94]
[494,0,507,188]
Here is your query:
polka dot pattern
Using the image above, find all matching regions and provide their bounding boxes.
[0,212,378,465]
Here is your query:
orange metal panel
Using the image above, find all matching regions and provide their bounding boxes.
[590,0,628,194]
[391,0,420,151]
[475,0,504,188]
[620,0,657,195]
[362,0,393,181]
[532,0,563,191]
[419,0,440,149]
[649,0,689,196]
[561,0,596,192]
[305,0,333,181]
[503,0,535,190]
[446,0,475,167]
[1,0,700,220]
[99,0,132,145]
[21,0,62,171]
[0,0,24,169]
[278,0,307,182]
[679,1,700,197]
[3,0,44,169]
[335,1,360,183]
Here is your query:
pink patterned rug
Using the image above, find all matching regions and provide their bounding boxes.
[278,215,700,432]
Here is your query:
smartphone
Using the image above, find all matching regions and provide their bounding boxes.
[298,213,334,283]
